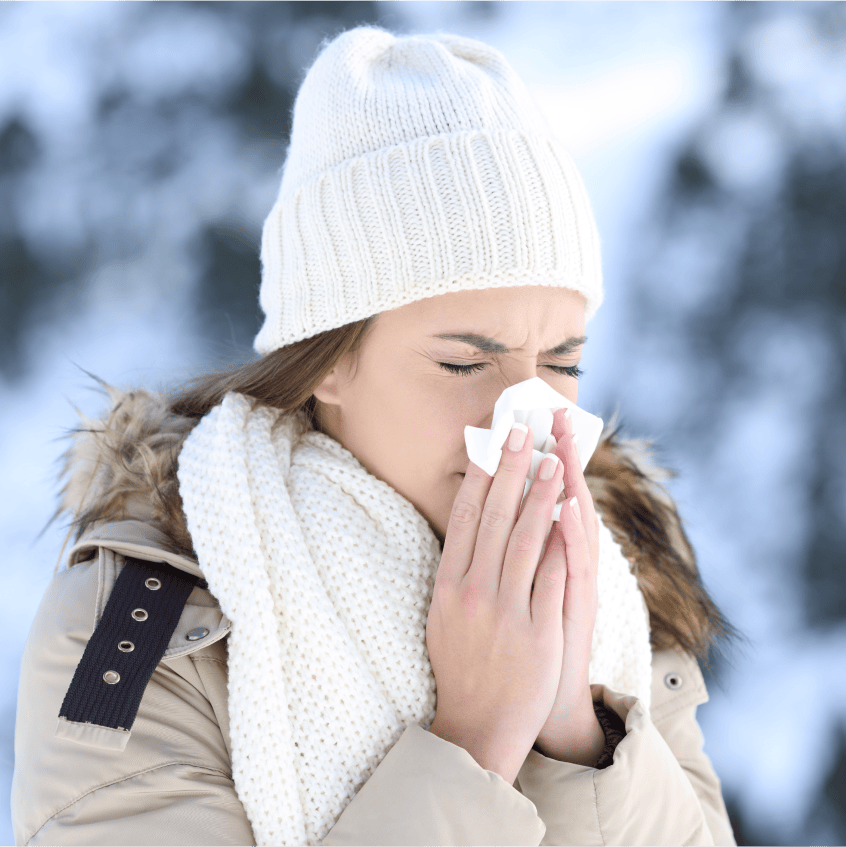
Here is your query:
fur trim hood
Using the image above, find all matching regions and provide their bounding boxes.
[54,384,734,663]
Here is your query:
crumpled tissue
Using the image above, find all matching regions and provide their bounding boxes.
[464,377,604,522]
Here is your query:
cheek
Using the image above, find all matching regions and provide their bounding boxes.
[403,419,465,492]
[369,369,468,475]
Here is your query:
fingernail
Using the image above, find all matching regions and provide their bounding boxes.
[508,422,528,451]
[539,453,559,480]
[570,496,580,520]
[571,432,579,448]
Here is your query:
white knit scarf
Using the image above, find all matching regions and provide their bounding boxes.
[176,392,652,845]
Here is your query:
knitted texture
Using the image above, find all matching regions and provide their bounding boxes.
[176,392,652,845]
[255,25,604,354]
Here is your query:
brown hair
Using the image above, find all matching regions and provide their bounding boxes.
[170,314,379,432]
[584,425,746,673]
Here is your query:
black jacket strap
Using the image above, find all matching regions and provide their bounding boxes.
[58,556,199,733]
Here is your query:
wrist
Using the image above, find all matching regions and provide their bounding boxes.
[533,699,607,767]
[429,716,520,785]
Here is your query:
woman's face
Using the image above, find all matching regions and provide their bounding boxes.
[313,285,587,546]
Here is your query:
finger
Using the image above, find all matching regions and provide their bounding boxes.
[561,496,598,647]
[530,498,569,629]
[468,423,535,601]
[437,458,494,589]
[554,411,599,563]
[551,406,570,442]
[499,450,564,613]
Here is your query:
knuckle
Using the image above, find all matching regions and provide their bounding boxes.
[532,478,555,500]
[498,450,520,469]
[450,498,480,527]
[460,576,489,619]
[510,526,536,554]
[432,578,456,606]
[492,600,514,632]
[569,560,592,582]
[480,502,510,529]
[501,452,528,477]
[534,565,563,593]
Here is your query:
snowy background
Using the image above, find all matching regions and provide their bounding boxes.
[2,3,845,844]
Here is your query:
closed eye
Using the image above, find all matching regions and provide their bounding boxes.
[438,362,584,378]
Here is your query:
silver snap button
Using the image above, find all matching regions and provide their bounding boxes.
[118,640,135,652]
[103,670,121,684]
[145,577,162,590]
[186,627,210,642]
[131,608,149,621]
[664,672,683,690]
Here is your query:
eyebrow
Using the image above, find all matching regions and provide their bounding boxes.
[432,333,587,356]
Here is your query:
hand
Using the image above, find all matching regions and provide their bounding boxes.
[427,418,569,786]
[532,407,603,765]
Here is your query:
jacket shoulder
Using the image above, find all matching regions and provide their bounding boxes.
[11,536,244,845]
[53,525,231,748]
[65,521,231,663]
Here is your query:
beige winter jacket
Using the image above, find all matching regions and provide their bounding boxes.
[11,388,738,846]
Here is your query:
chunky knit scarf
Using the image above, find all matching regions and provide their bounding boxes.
[176,392,652,846]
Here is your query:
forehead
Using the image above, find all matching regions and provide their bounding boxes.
[380,286,587,335]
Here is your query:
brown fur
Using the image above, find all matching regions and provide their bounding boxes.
[54,384,738,669]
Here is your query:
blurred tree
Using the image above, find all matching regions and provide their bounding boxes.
[804,718,846,843]
[193,218,263,357]
[0,1,392,381]
[628,2,846,631]
[624,5,846,841]
[0,117,45,376]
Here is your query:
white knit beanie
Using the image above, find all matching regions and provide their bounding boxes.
[255,24,604,356]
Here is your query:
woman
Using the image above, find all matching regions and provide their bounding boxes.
[12,24,740,846]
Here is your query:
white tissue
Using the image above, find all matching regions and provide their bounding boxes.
[464,377,604,522]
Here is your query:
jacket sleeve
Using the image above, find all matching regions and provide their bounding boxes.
[321,723,546,846]
[514,647,737,846]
